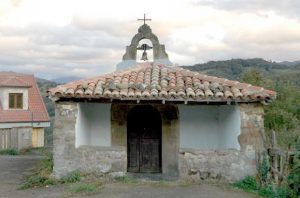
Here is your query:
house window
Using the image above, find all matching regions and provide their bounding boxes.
[9,93,23,109]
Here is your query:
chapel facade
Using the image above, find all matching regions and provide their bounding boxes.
[48,22,276,181]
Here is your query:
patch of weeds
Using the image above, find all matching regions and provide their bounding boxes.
[20,150,55,189]
[258,185,289,198]
[233,176,258,192]
[59,170,81,184]
[0,148,19,155]
[19,147,48,155]
[113,175,137,183]
[20,154,55,189]
[20,175,56,189]
[70,183,98,194]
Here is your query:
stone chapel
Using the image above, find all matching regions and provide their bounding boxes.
[48,19,276,181]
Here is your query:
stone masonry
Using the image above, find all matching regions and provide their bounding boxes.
[53,102,265,181]
[52,102,126,178]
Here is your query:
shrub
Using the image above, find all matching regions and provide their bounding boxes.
[259,185,289,198]
[287,139,300,197]
[0,148,19,155]
[59,170,81,183]
[233,176,258,192]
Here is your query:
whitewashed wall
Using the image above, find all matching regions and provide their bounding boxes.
[75,103,111,147]
[178,105,240,150]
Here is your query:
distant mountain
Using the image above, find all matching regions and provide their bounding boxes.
[183,58,299,79]
[279,60,300,67]
[51,76,82,84]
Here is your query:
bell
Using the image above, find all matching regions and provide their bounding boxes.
[141,51,148,61]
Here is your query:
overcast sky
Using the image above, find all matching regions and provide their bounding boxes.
[0,0,300,79]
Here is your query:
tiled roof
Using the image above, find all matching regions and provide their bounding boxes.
[47,63,276,103]
[0,72,50,123]
[0,73,31,87]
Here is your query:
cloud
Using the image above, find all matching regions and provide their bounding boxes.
[0,0,300,80]
[0,24,124,79]
[191,0,300,19]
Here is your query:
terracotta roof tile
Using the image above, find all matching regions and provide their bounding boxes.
[47,63,276,103]
[0,72,50,123]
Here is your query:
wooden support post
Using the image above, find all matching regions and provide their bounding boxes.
[272,130,279,184]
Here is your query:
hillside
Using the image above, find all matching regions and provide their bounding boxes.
[182,58,300,87]
[36,78,58,147]
[36,78,58,117]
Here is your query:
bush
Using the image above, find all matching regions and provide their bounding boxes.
[59,170,81,183]
[259,185,289,198]
[0,148,19,155]
[233,176,258,192]
[287,139,300,197]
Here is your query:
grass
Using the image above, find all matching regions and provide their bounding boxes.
[19,147,48,155]
[70,183,98,194]
[0,148,19,155]
[59,170,81,183]
[19,145,83,189]
[20,150,56,189]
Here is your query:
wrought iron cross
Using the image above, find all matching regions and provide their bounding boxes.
[137,13,151,25]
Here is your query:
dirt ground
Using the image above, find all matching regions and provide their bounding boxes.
[0,155,260,198]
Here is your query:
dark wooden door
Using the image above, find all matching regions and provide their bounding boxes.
[127,106,162,173]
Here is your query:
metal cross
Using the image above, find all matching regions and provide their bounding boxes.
[137,13,151,25]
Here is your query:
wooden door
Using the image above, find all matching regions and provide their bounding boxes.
[127,106,162,173]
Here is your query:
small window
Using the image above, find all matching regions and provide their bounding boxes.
[9,93,23,109]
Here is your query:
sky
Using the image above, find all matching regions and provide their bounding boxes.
[0,0,300,79]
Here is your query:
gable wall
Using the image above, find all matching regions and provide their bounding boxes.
[0,87,28,110]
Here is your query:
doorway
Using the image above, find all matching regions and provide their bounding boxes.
[127,105,162,173]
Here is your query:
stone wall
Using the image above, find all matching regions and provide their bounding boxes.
[238,103,265,151]
[179,146,257,182]
[53,102,265,181]
[178,103,265,182]
[52,102,126,178]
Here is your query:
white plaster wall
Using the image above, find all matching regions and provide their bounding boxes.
[179,105,240,150]
[219,106,241,149]
[0,87,28,110]
[75,103,111,148]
